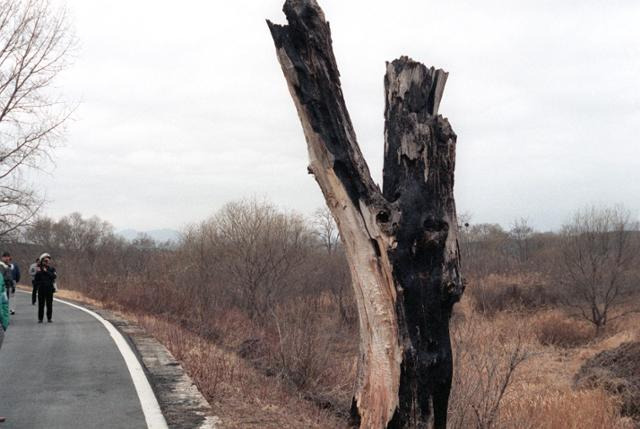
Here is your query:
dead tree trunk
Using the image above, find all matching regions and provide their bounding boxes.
[267,1,464,428]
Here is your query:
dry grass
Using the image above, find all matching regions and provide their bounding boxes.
[467,273,558,316]
[449,309,532,429]
[54,276,640,429]
[502,389,635,429]
[50,287,104,307]
[532,311,594,348]
[132,315,346,428]
[450,293,636,428]
[575,341,640,421]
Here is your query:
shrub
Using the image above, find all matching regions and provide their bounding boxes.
[469,274,559,315]
[575,342,640,421]
[448,313,530,429]
[534,312,593,348]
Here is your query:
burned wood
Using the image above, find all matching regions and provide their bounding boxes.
[268,1,464,428]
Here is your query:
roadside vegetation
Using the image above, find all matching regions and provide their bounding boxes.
[9,201,640,428]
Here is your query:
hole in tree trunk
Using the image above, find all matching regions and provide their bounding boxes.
[423,217,449,232]
[377,210,390,223]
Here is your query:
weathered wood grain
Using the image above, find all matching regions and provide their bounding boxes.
[268,2,464,427]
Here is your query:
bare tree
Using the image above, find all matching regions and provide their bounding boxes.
[312,206,340,254]
[55,213,113,257]
[23,212,162,301]
[178,220,224,316]
[21,213,55,247]
[509,217,534,264]
[559,205,639,334]
[25,212,115,268]
[268,2,464,427]
[461,222,512,277]
[0,185,41,238]
[0,0,74,236]
[214,199,312,320]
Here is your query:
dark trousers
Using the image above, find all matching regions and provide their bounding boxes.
[32,281,38,305]
[38,288,53,321]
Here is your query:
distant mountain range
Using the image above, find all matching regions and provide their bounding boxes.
[117,228,181,243]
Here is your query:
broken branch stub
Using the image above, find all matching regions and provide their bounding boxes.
[268,1,464,428]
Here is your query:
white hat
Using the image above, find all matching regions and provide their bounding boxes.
[38,253,51,261]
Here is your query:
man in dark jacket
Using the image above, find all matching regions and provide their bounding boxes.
[34,253,57,323]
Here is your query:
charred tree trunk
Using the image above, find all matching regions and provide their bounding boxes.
[267,1,464,428]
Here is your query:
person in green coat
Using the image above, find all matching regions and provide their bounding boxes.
[0,273,8,423]
[0,272,8,337]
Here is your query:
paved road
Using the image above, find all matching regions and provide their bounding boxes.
[0,291,147,428]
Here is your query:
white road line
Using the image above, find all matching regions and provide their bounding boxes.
[18,290,169,429]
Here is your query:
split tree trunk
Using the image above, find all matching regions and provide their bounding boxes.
[267,1,464,428]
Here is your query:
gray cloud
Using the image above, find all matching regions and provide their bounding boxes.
[34,0,640,231]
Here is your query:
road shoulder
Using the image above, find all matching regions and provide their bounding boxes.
[93,307,221,429]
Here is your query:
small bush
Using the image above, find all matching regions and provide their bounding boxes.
[469,274,559,315]
[534,312,593,348]
[575,342,640,421]
[448,313,530,429]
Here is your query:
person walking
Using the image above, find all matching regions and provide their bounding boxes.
[10,257,20,291]
[29,258,39,306]
[9,256,19,314]
[0,263,9,423]
[0,252,14,316]
[34,253,56,323]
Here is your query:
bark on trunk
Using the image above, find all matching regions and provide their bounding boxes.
[267,2,464,428]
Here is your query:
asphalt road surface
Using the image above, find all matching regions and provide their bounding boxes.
[0,291,148,428]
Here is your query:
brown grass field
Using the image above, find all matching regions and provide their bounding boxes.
[53,274,640,428]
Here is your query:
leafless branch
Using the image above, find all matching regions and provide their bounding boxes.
[0,0,74,237]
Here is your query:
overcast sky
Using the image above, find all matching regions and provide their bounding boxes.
[34,0,640,232]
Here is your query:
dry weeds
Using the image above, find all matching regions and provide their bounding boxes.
[502,389,635,429]
[133,315,346,428]
[532,311,593,348]
[52,276,640,429]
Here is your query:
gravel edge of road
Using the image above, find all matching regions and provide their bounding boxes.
[73,301,221,429]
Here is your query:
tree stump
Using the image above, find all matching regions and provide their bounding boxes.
[268,1,465,428]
